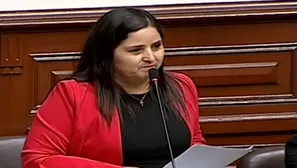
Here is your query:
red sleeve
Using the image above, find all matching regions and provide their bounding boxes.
[179,73,206,145]
[22,81,121,168]
[191,83,206,145]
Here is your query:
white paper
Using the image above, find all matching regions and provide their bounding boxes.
[163,144,253,168]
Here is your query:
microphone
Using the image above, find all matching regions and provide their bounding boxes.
[149,68,177,168]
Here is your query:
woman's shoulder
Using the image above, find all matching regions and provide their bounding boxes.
[167,71,198,100]
[55,79,91,89]
[168,71,196,90]
[53,79,95,97]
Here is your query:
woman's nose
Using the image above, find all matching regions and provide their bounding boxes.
[143,49,155,61]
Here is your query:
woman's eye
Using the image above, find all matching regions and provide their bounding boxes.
[129,48,142,55]
[152,43,162,51]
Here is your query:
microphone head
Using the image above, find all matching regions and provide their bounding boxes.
[149,68,160,81]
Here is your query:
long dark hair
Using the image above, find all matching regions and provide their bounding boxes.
[71,7,187,125]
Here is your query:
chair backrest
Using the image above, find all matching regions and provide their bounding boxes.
[237,146,285,168]
[0,136,26,168]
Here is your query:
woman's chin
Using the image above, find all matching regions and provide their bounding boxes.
[136,72,150,79]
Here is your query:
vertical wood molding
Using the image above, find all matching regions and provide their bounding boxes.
[0,34,23,75]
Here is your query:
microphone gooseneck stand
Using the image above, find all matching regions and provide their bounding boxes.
[149,68,177,168]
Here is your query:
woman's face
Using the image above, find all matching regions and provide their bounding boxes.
[113,26,164,82]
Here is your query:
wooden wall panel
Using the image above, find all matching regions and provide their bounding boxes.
[1,1,297,147]
[30,57,76,105]
[22,43,297,146]
[165,45,293,97]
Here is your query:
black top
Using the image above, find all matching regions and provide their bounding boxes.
[120,92,191,168]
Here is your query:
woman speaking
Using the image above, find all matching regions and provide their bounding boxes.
[21,7,206,168]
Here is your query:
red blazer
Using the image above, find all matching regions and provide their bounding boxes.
[22,72,205,168]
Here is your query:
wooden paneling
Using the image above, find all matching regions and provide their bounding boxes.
[1,1,297,147]
[165,44,293,97]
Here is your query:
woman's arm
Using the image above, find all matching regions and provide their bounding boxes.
[285,134,297,168]
[22,81,121,168]
[189,78,206,145]
[177,73,206,145]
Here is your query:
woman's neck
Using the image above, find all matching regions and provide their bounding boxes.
[115,77,150,94]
